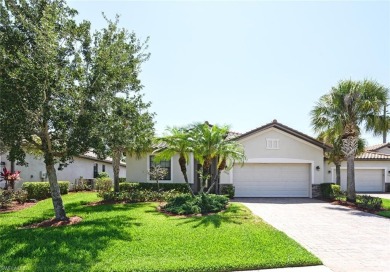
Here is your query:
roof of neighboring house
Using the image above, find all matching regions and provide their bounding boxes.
[365,143,390,151]
[355,150,390,161]
[234,119,331,150]
[79,151,126,166]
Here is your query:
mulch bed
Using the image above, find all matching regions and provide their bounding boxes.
[323,198,386,215]
[21,216,82,229]
[0,201,37,213]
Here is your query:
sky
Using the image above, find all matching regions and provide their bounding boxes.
[69,0,390,145]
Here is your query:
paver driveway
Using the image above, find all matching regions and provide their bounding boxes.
[236,198,390,272]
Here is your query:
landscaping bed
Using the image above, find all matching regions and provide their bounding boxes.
[0,192,321,271]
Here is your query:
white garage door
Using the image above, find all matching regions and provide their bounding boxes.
[234,163,310,197]
[340,169,384,192]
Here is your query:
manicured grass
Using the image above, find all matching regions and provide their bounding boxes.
[0,192,321,271]
[377,198,390,218]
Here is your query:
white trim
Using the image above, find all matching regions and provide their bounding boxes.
[239,127,324,152]
[147,154,172,182]
[230,158,314,198]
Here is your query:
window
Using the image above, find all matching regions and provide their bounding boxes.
[102,165,106,172]
[93,163,98,178]
[266,138,279,149]
[149,155,171,180]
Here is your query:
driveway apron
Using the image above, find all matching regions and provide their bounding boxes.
[236,198,390,272]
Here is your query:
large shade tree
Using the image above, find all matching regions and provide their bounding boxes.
[311,79,387,202]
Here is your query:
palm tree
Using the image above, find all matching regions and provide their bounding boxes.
[191,123,245,194]
[311,79,387,202]
[366,98,390,143]
[318,129,365,185]
[154,127,195,197]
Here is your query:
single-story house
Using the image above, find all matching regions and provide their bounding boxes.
[127,120,390,197]
[0,151,126,190]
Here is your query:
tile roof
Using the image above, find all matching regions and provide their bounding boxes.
[355,151,390,160]
[365,143,390,151]
[236,119,331,150]
[79,151,126,166]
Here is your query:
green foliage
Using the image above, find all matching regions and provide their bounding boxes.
[22,182,69,200]
[331,184,344,200]
[102,189,180,203]
[0,189,13,208]
[73,179,92,192]
[356,195,383,211]
[97,172,110,179]
[119,182,189,193]
[221,184,235,199]
[163,193,229,215]
[13,189,28,204]
[0,193,321,271]
[96,178,113,197]
[320,183,334,199]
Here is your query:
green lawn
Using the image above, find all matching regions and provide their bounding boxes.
[0,192,321,272]
[377,198,390,218]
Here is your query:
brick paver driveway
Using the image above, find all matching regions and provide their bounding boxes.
[236,198,390,272]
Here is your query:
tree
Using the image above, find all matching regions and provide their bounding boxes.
[191,122,245,194]
[311,79,387,202]
[154,127,196,197]
[366,99,390,143]
[86,16,153,194]
[0,0,94,220]
[148,165,168,191]
[99,97,154,193]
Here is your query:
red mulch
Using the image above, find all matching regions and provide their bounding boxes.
[328,199,385,214]
[22,216,82,229]
[0,201,37,213]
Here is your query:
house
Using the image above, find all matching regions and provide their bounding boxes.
[324,143,390,193]
[0,151,126,190]
[127,120,327,197]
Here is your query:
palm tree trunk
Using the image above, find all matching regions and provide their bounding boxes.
[383,104,387,143]
[346,155,356,202]
[178,156,195,197]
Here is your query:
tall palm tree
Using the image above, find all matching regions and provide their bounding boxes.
[191,123,245,193]
[311,79,387,202]
[154,127,195,197]
[366,99,390,143]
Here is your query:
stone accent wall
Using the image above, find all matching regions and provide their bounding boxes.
[385,183,390,192]
[312,184,322,198]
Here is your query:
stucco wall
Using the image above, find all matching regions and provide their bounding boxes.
[126,153,194,183]
[0,154,126,189]
[324,160,390,184]
[220,128,325,184]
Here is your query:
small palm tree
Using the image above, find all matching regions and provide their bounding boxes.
[311,79,387,202]
[154,127,195,197]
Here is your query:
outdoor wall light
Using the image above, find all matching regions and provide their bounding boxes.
[328,170,331,174]
[0,161,5,166]
[316,166,320,171]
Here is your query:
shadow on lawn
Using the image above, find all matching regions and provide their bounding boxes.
[0,204,142,272]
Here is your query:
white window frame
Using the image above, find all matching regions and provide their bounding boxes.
[266,138,279,150]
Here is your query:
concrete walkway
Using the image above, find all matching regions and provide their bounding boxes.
[236,198,390,272]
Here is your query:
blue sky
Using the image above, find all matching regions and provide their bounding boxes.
[70,0,390,145]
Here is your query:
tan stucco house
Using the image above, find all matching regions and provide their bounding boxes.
[126,120,390,197]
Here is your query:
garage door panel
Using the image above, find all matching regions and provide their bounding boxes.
[340,169,383,192]
[234,163,310,197]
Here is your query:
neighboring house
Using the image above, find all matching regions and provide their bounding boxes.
[0,151,126,190]
[324,143,390,192]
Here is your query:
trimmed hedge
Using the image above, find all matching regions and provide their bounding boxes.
[221,184,235,199]
[119,182,189,193]
[22,181,69,200]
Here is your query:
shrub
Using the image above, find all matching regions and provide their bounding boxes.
[331,184,344,200]
[221,185,235,199]
[119,177,127,183]
[96,178,113,198]
[163,193,229,215]
[320,183,334,199]
[119,182,189,193]
[356,195,382,211]
[0,189,14,208]
[73,179,91,192]
[101,189,180,203]
[97,172,110,179]
[13,189,28,204]
[22,181,69,200]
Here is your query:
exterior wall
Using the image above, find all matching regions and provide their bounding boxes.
[323,160,390,185]
[126,153,194,184]
[0,154,126,189]
[220,127,325,185]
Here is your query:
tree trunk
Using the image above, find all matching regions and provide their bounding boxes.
[335,162,341,185]
[112,149,121,193]
[346,155,356,202]
[383,104,387,144]
[10,160,15,190]
[178,156,195,197]
[46,162,68,221]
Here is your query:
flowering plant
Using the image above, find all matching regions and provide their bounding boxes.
[0,167,21,190]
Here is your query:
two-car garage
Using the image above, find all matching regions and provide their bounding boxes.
[233,163,311,197]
